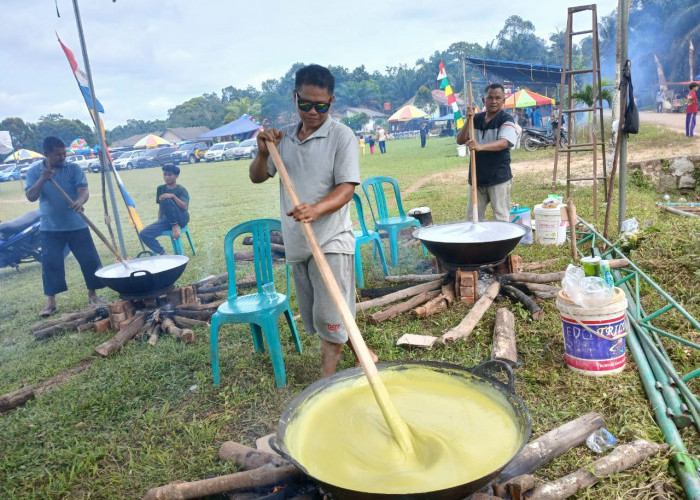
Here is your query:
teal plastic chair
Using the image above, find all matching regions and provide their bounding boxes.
[352,193,389,288]
[361,176,426,267]
[210,219,302,388]
[161,225,196,256]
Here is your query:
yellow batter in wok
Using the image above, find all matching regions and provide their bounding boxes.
[283,367,521,494]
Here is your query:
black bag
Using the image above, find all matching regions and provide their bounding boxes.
[622,62,639,134]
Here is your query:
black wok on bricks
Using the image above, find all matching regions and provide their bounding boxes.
[95,255,189,295]
[414,221,527,268]
[272,360,531,500]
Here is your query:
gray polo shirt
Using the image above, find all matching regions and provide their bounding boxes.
[267,118,360,262]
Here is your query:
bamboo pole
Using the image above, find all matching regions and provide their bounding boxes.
[467,81,479,223]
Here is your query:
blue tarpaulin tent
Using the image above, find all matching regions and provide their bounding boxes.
[429,113,455,122]
[199,115,260,139]
[465,57,564,86]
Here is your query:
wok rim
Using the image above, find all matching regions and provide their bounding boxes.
[413,220,527,243]
[94,254,189,278]
[275,360,532,498]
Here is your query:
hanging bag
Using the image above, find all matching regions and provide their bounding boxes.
[622,62,639,134]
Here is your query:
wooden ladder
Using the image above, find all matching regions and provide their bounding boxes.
[552,4,608,217]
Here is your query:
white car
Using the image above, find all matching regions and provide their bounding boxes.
[66,154,93,172]
[204,141,239,162]
[232,139,258,160]
[113,150,147,170]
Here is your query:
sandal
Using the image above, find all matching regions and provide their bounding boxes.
[39,306,58,318]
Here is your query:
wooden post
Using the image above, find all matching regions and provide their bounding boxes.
[491,308,517,366]
[567,198,578,261]
[440,281,500,344]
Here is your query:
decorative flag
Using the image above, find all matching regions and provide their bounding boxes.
[57,36,104,112]
[57,35,143,232]
[437,61,464,130]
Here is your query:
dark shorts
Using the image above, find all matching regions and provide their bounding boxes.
[40,228,104,296]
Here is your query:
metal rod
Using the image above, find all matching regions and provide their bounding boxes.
[71,0,127,257]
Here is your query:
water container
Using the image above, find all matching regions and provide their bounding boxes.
[509,206,533,244]
[457,145,467,157]
[533,204,567,245]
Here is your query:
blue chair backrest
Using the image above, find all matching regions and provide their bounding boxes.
[352,193,371,237]
[223,219,283,300]
[361,176,408,224]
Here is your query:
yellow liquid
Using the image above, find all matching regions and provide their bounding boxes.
[284,367,521,494]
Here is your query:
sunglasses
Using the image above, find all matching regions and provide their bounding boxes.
[296,94,331,114]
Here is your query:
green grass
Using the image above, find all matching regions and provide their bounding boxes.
[0,132,697,499]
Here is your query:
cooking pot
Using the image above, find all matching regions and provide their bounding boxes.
[272,360,531,500]
[414,221,527,268]
[94,255,189,295]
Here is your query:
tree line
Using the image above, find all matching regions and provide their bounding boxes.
[2,1,695,152]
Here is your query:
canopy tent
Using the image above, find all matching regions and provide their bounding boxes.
[388,105,429,122]
[199,115,260,139]
[429,113,455,122]
[504,89,555,109]
[465,57,564,86]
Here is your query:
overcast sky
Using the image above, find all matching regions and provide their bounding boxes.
[1,0,619,130]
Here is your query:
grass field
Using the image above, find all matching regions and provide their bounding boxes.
[0,131,698,499]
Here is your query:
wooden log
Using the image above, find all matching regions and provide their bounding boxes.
[356,278,445,312]
[110,311,127,331]
[30,306,104,333]
[520,258,560,272]
[567,199,578,261]
[528,439,668,500]
[360,283,418,299]
[34,316,93,341]
[142,463,303,500]
[368,290,440,324]
[173,309,216,321]
[195,283,228,294]
[178,299,226,311]
[94,317,112,332]
[412,285,454,318]
[384,273,448,283]
[123,300,135,319]
[500,271,565,284]
[0,386,35,413]
[94,313,146,357]
[218,441,290,470]
[440,281,500,344]
[491,308,517,366]
[234,250,283,262]
[243,233,284,246]
[497,412,606,481]
[470,494,502,500]
[520,282,562,298]
[196,290,227,303]
[173,315,209,329]
[493,474,536,500]
[195,273,228,289]
[147,324,161,346]
[161,318,195,344]
[502,284,544,321]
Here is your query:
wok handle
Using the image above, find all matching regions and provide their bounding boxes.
[470,360,515,393]
[130,270,152,278]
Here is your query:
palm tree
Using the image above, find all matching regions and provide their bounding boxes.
[569,78,614,108]
[225,97,261,123]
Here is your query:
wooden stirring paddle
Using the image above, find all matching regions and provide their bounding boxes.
[266,141,415,456]
[467,81,479,225]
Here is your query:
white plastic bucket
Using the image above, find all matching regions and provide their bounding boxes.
[457,145,467,157]
[534,204,567,245]
[555,288,629,376]
[509,206,533,244]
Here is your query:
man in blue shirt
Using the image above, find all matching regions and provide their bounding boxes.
[25,136,104,317]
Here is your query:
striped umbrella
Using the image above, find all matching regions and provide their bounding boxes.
[388,105,429,122]
[5,149,44,162]
[504,90,554,109]
[133,134,173,149]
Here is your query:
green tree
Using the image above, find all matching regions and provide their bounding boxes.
[486,15,548,63]
[340,112,369,132]
[224,97,262,123]
[414,86,437,114]
[34,114,96,148]
[0,117,37,151]
[221,85,261,104]
[569,78,615,107]
[166,93,226,129]
[105,119,167,143]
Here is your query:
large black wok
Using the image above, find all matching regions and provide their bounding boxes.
[414,221,528,268]
[272,360,531,500]
[95,255,189,295]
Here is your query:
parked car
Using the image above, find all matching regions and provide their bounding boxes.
[66,154,93,172]
[0,164,22,182]
[232,139,258,160]
[173,141,208,164]
[88,151,126,173]
[19,161,41,179]
[135,147,179,169]
[113,150,148,170]
[204,141,238,162]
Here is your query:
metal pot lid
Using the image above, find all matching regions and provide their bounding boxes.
[414,221,526,244]
[95,255,189,279]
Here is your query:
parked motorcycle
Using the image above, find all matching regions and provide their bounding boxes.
[0,210,42,270]
[521,119,576,152]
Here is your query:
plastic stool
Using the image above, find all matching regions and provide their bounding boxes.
[161,226,196,256]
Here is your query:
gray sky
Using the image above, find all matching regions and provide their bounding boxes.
[0,0,619,130]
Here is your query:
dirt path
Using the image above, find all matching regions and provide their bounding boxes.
[405,114,699,195]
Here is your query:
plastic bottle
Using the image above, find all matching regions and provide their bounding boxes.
[600,259,614,288]
[586,428,617,453]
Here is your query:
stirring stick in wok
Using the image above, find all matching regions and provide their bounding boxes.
[467,81,479,225]
[266,140,415,456]
[48,178,130,270]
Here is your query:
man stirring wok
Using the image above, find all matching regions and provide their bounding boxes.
[25,136,105,317]
[249,64,377,377]
[456,83,518,222]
